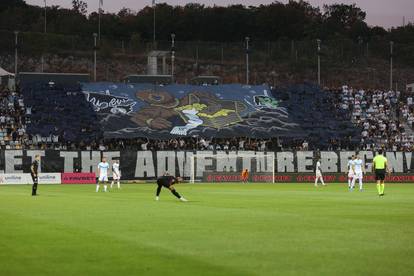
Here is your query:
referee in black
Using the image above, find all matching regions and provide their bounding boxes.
[155,174,188,202]
[31,155,40,196]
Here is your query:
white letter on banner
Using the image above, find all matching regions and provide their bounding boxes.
[5,150,23,173]
[81,151,101,173]
[359,151,373,172]
[277,152,294,172]
[386,152,403,173]
[297,151,313,172]
[216,151,237,172]
[255,152,274,172]
[196,151,214,177]
[176,151,193,178]
[340,151,355,172]
[26,150,45,173]
[135,151,155,178]
[320,151,338,172]
[103,151,120,175]
[405,152,412,172]
[240,151,255,172]
[157,151,176,177]
[60,151,78,172]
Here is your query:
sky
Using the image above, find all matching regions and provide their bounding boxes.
[26,0,414,28]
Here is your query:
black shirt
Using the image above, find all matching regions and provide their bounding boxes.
[31,160,39,175]
[157,175,177,187]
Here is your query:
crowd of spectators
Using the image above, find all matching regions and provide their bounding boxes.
[336,85,414,151]
[2,83,414,151]
[0,85,28,149]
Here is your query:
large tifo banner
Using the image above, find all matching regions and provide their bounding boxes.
[0,150,413,182]
[81,83,299,139]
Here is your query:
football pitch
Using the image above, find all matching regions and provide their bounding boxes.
[1,183,414,276]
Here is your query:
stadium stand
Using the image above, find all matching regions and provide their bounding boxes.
[2,81,414,151]
[0,85,26,149]
[21,83,102,148]
[338,85,414,151]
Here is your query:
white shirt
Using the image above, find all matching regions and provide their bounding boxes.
[353,159,363,173]
[316,161,322,173]
[98,162,109,176]
[112,163,120,174]
[348,160,355,171]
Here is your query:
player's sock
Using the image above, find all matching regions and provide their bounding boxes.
[314,178,318,186]
[110,181,114,188]
[96,185,99,192]
[351,178,356,189]
[321,178,325,186]
[156,186,162,196]
[32,185,37,196]
[380,184,385,195]
[359,179,363,190]
[376,183,381,195]
[104,185,107,192]
[348,179,351,188]
[117,181,120,189]
[171,189,182,199]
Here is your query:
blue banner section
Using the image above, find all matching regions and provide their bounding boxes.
[81,83,299,139]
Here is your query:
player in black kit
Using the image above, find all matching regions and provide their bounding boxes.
[155,175,188,202]
[31,155,40,196]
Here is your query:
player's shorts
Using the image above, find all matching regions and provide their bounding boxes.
[113,172,120,180]
[315,171,322,178]
[31,173,38,183]
[375,169,386,181]
[98,175,108,182]
[353,172,363,179]
[157,179,171,188]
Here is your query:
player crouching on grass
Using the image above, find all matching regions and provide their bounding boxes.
[155,174,188,202]
[96,157,110,192]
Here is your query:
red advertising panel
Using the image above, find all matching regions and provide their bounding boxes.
[61,173,96,184]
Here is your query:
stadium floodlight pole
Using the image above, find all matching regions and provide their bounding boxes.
[44,0,47,33]
[93,33,98,81]
[14,31,19,76]
[317,39,321,86]
[42,0,46,72]
[390,41,394,90]
[98,0,103,43]
[171,33,176,82]
[153,0,156,49]
[245,37,250,85]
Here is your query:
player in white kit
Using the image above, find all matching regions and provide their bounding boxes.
[97,157,110,192]
[346,155,356,190]
[351,153,365,191]
[314,158,326,187]
[111,160,121,189]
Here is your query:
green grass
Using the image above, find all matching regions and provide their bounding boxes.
[1,183,414,276]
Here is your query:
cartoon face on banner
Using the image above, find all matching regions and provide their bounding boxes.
[253,95,279,109]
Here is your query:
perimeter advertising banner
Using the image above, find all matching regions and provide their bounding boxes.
[0,173,61,185]
[0,150,413,182]
[203,172,414,183]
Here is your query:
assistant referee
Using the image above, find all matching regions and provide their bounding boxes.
[372,149,389,196]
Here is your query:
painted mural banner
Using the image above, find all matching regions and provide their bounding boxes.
[0,150,413,182]
[81,83,298,139]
